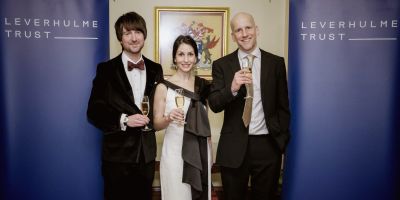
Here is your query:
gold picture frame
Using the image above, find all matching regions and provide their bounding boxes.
[155,7,229,79]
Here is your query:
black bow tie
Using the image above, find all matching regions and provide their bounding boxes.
[127,60,144,71]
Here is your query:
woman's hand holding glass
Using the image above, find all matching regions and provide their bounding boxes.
[167,107,185,126]
[172,88,186,125]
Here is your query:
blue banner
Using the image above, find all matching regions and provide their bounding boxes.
[284,0,399,200]
[0,0,108,199]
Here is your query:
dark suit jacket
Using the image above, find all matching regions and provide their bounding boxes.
[87,54,163,163]
[208,49,290,168]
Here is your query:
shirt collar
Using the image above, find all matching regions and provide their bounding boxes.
[238,47,261,60]
[122,51,143,68]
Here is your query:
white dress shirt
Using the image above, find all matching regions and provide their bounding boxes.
[120,51,147,131]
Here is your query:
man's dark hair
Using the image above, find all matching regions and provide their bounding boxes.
[115,12,147,41]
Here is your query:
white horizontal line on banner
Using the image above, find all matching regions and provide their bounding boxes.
[348,38,397,41]
[54,37,98,40]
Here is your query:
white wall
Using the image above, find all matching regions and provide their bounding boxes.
[109,0,288,161]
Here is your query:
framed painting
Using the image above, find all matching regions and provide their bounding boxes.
[155,7,229,79]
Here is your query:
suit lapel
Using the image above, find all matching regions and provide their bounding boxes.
[229,50,241,75]
[260,50,270,104]
[229,50,247,96]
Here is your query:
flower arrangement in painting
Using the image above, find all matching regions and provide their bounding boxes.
[178,21,220,69]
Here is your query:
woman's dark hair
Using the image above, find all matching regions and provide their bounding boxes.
[172,35,199,64]
[114,12,147,41]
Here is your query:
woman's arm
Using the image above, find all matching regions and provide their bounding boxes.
[153,83,171,131]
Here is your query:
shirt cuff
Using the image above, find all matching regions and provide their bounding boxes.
[120,114,128,131]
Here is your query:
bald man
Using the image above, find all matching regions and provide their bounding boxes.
[208,12,290,200]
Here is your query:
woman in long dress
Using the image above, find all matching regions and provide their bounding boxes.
[153,35,212,200]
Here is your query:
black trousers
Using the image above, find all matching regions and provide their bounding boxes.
[220,134,282,200]
[102,155,155,200]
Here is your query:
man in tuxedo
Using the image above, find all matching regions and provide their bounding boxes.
[208,12,290,200]
[87,11,163,200]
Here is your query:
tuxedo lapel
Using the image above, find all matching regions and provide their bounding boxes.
[113,55,136,106]
[143,56,157,96]
[111,55,160,115]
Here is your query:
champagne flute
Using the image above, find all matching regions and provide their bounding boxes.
[242,59,253,99]
[174,88,186,125]
[243,58,252,74]
[141,95,151,131]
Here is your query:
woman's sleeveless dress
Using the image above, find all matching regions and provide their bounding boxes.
[160,88,211,200]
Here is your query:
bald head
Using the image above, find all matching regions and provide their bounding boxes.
[230,12,256,32]
[230,12,259,53]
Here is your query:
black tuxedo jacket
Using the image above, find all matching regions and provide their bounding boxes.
[208,49,290,168]
[87,54,163,163]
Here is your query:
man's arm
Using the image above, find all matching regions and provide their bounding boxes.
[208,59,250,113]
[208,60,236,113]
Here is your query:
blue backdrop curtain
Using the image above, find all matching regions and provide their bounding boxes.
[284,0,400,199]
[0,0,108,199]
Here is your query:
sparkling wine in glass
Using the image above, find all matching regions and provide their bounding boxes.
[141,96,151,131]
[243,58,253,99]
[174,88,186,125]
[243,59,252,74]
